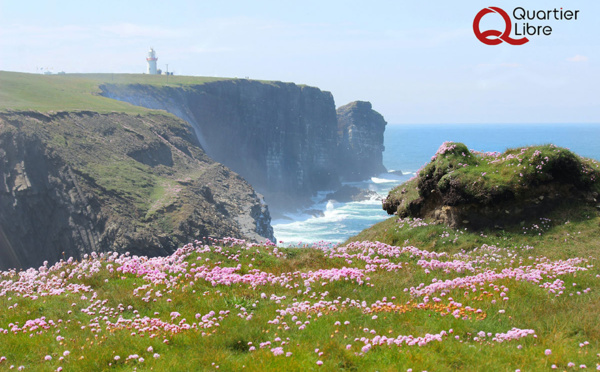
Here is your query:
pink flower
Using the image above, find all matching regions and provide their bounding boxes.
[44,355,52,361]
[316,361,323,366]
[153,353,160,359]
[544,349,552,355]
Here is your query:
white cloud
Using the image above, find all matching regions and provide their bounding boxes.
[475,63,521,69]
[0,24,93,46]
[500,63,520,68]
[567,55,589,62]
[100,23,185,39]
[185,46,235,54]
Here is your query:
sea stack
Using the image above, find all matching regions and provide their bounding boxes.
[336,101,387,181]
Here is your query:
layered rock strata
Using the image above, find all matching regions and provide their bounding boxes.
[0,111,274,270]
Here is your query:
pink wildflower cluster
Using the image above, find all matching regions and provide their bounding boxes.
[0,235,596,369]
[431,141,459,161]
[359,329,451,350]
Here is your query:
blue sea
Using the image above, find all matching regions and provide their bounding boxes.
[272,124,600,245]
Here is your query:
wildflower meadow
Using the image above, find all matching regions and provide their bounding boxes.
[1,210,599,371]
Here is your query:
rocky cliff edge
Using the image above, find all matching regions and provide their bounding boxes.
[0,111,274,270]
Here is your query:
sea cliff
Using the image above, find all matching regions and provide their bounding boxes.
[101,80,387,210]
[0,110,274,270]
[0,72,388,269]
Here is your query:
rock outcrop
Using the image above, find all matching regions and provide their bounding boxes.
[0,111,274,270]
[383,142,600,229]
[337,101,387,181]
[100,82,387,211]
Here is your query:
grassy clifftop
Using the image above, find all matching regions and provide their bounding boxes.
[0,71,228,113]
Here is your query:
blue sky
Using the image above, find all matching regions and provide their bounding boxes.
[1,0,599,124]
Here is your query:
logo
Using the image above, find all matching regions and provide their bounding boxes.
[473,6,580,45]
[473,7,529,45]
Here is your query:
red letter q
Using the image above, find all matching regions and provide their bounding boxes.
[473,7,529,45]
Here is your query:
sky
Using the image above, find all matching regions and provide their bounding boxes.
[1,0,599,124]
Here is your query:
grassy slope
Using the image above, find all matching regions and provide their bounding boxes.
[0,203,598,371]
[1,74,599,370]
[0,71,229,113]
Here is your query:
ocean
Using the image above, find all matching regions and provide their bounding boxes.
[272,123,600,245]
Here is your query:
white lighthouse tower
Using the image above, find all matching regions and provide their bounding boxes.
[146,48,158,74]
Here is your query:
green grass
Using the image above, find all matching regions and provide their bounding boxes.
[85,160,163,213]
[0,71,230,113]
[349,202,600,260]
[0,70,293,114]
[0,203,599,371]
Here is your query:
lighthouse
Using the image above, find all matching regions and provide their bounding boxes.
[146,48,158,74]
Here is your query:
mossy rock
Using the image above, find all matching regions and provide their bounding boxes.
[383,142,600,229]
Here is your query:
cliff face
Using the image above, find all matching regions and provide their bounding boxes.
[337,101,387,181]
[100,81,387,210]
[0,111,274,270]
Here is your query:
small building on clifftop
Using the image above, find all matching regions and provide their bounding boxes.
[146,48,158,74]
